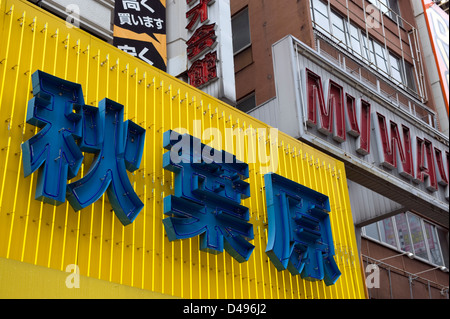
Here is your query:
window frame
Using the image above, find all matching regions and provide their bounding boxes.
[378,218,398,248]
[407,213,429,261]
[310,0,331,35]
[424,221,445,266]
[404,61,417,93]
[362,212,446,267]
[348,22,363,57]
[330,9,348,48]
[236,91,257,113]
[370,38,389,75]
[367,0,402,23]
[389,51,405,85]
[310,0,416,94]
[232,7,252,55]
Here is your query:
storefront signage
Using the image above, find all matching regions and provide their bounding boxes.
[21,70,145,226]
[113,0,167,71]
[422,0,449,116]
[264,173,341,285]
[162,130,254,263]
[20,72,340,285]
[162,130,341,285]
[185,0,218,88]
[302,67,449,202]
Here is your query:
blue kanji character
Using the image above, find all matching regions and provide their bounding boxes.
[162,130,254,262]
[264,173,341,286]
[22,70,84,205]
[66,98,145,226]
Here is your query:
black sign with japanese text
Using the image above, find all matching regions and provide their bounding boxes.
[113,0,167,71]
[113,37,166,71]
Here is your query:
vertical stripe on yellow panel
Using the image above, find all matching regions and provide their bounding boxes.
[0,0,366,300]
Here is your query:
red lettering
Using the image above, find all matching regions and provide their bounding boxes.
[186,0,213,31]
[415,137,438,192]
[306,69,323,128]
[187,51,217,88]
[447,151,450,201]
[345,94,359,136]
[329,81,346,142]
[306,70,346,143]
[375,113,414,179]
[343,95,371,155]
[303,68,448,196]
[434,148,449,186]
[357,99,371,155]
[186,23,217,61]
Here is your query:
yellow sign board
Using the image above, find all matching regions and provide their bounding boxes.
[0,0,365,299]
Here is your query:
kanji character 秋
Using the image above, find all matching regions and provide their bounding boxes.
[66,99,145,226]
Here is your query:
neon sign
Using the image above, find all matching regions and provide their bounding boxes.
[264,173,341,285]
[162,130,254,262]
[304,68,449,200]
[162,130,341,284]
[186,0,218,88]
[423,0,449,116]
[22,70,145,226]
[21,71,340,284]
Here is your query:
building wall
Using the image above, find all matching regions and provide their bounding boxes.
[231,0,315,106]
[231,0,439,125]
[361,238,449,299]
[0,0,366,299]
[250,35,449,227]
[233,1,449,299]
[28,0,115,42]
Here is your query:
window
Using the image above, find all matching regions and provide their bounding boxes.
[389,53,403,84]
[372,40,389,74]
[236,92,256,113]
[407,214,428,260]
[395,213,413,253]
[349,23,362,57]
[379,218,397,247]
[368,0,401,20]
[424,222,444,266]
[437,228,449,268]
[310,0,417,93]
[388,0,401,19]
[363,212,446,267]
[369,0,403,26]
[365,223,380,241]
[232,7,251,54]
[404,62,417,93]
[311,0,348,47]
[371,0,390,15]
[360,33,372,62]
[311,0,331,34]
[364,38,389,75]
[330,11,347,48]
